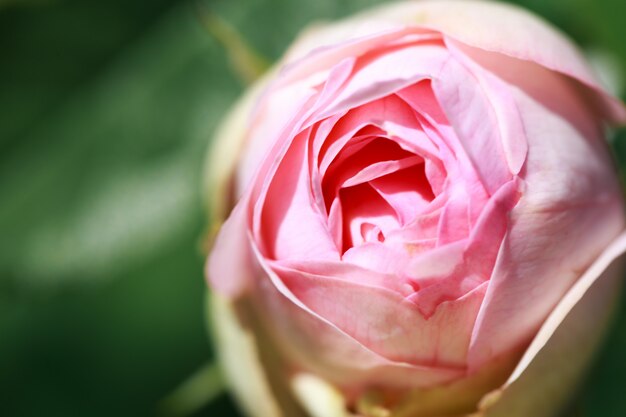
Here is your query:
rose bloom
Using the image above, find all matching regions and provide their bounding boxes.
[205,1,626,416]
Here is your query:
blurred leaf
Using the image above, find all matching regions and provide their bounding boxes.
[159,362,226,417]
[0,1,242,416]
[0,2,239,287]
[196,2,270,85]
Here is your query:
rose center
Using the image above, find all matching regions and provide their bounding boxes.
[321,136,435,253]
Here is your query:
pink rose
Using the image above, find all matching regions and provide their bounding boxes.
[205,1,626,416]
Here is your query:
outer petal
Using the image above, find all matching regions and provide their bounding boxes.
[210,294,307,417]
[211,291,513,417]
[237,77,319,196]
[273,260,487,367]
[203,74,268,223]
[206,197,255,297]
[464,42,625,368]
[277,1,625,125]
[432,55,513,195]
[353,0,626,123]
[315,43,449,120]
[477,233,626,417]
[257,129,339,261]
[210,295,283,417]
[252,244,467,390]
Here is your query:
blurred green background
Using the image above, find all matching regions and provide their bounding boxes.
[2,0,626,416]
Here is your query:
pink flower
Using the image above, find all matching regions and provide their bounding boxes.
[205,1,626,416]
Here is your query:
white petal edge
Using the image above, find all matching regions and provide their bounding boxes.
[291,374,351,417]
[210,294,285,417]
[203,72,272,223]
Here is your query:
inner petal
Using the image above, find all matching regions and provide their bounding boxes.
[342,156,423,189]
[340,183,400,253]
[322,137,414,212]
[369,163,435,225]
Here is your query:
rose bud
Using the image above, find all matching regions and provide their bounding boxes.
[204,1,626,416]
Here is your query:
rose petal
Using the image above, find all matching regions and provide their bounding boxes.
[257,129,339,261]
[210,294,298,417]
[467,61,625,368]
[479,232,626,417]
[251,243,465,389]
[238,78,319,195]
[342,241,412,275]
[342,156,422,189]
[207,198,255,298]
[272,259,487,367]
[433,55,513,195]
[318,43,450,119]
[368,163,434,225]
[361,0,626,123]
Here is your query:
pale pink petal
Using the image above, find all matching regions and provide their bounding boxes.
[342,241,412,275]
[464,177,522,279]
[408,178,521,317]
[423,159,447,197]
[436,187,470,246]
[387,197,445,242]
[445,39,528,175]
[326,197,343,250]
[257,129,339,261]
[304,56,357,122]
[251,242,465,389]
[480,233,626,417]
[207,197,255,298]
[312,113,350,176]
[273,260,488,367]
[407,240,466,282]
[279,28,425,91]
[450,41,607,145]
[318,43,450,119]
[433,55,512,195]
[395,81,448,124]
[321,132,380,179]
[369,163,434,225]
[468,57,625,369]
[405,240,467,316]
[396,81,492,221]
[410,109,489,218]
[275,258,404,293]
[238,80,318,196]
[363,0,626,122]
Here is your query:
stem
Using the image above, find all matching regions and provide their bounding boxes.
[195,1,270,85]
[158,362,226,417]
